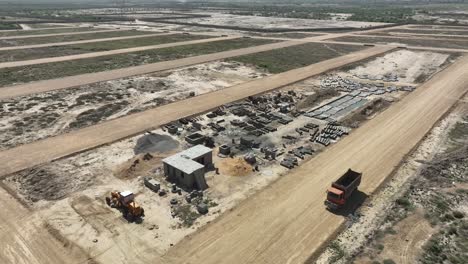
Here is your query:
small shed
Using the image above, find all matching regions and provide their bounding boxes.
[162,145,213,190]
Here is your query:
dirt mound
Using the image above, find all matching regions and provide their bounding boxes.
[134,134,179,155]
[218,157,253,177]
[114,153,168,179]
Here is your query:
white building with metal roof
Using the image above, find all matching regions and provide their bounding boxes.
[162,145,213,190]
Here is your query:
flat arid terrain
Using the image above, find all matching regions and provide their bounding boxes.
[0,2,467,264]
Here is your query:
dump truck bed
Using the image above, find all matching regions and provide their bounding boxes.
[331,169,362,199]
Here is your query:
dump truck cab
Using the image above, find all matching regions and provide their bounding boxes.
[326,187,345,207]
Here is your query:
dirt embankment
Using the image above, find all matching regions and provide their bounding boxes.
[296,88,340,110]
[342,98,391,128]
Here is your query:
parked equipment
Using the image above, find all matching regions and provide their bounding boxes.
[325,169,362,210]
[106,191,145,221]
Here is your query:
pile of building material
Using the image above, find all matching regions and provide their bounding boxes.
[313,122,350,146]
[280,155,299,169]
[305,94,368,121]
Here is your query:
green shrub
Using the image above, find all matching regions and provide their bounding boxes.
[396,198,411,208]
[453,211,465,219]
[383,259,396,264]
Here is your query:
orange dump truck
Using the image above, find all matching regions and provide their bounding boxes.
[325,169,362,210]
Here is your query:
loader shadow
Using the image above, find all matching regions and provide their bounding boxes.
[327,190,369,217]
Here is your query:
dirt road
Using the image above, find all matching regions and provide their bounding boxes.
[392,27,468,32]
[321,39,468,53]
[0,36,237,69]
[0,29,123,40]
[0,26,77,32]
[0,46,391,178]
[358,33,468,41]
[0,40,304,99]
[0,186,87,264]
[161,55,468,264]
[0,32,170,51]
[252,35,468,53]
[382,32,468,39]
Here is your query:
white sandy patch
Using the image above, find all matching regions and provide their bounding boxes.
[19,24,32,30]
[349,50,450,83]
[166,13,388,30]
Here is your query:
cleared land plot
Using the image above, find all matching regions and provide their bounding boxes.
[0,38,276,87]
[346,49,455,84]
[228,42,365,73]
[331,35,468,50]
[0,61,264,150]
[0,34,213,62]
[0,27,97,38]
[164,14,388,30]
[0,30,152,47]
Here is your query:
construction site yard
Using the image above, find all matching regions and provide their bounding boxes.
[0,5,468,264]
[1,45,461,262]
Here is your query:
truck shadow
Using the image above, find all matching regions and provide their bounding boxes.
[327,190,368,216]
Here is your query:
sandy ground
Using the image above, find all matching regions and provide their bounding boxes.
[316,102,465,263]
[0,187,89,264]
[348,49,451,83]
[378,211,433,263]
[164,13,389,30]
[162,54,468,264]
[0,129,289,261]
[0,36,233,69]
[0,46,391,178]
[0,61,266,149]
